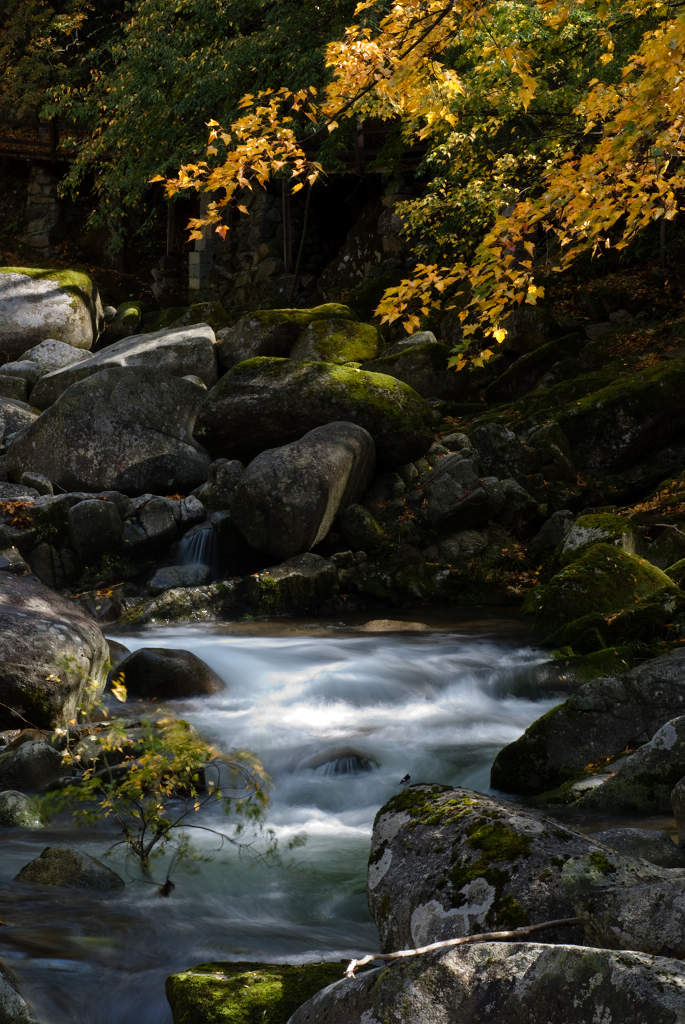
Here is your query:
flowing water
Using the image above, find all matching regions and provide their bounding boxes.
[0,613,561,1024]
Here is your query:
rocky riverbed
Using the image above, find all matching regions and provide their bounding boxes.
[1,264,684,1021]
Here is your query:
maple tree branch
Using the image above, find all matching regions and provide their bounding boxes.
[345,917,583,977]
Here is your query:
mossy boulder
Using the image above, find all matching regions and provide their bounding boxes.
[0,267,103,361]
[165,961,346,1024]
[243,554,338,616]
[289,943,685,1024]
[364,335,467,400]
[549,588,685,654]
[290,317,379,364]
[666,558,685,587]
[146,301,230,333]
[556,513,636,567]
[197,358,433,468]
[367,784,593,953]
[216,304,355,370]
[490,649,685,794]
[557,355,685,472]
[526,543,675,634]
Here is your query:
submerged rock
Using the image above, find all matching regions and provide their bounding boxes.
[114,648,224,699]
[15,846,124,891]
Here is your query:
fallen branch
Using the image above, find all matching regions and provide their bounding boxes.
[345,917,583,977]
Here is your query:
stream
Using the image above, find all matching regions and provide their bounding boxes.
[0,613,560,1024]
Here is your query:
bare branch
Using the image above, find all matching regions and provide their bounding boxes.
[345,917,583,977]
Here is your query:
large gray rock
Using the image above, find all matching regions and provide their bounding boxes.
[232,422,375,559]
[0,740,63,792]
[0,268,102,362]
[562,851,685,957]
[15,845,124,891]
[0,398,37,447]
[31,322,218,408]
[367,784,592,954]
[289,943,685,1024]
[3,367,210,495]
[0,571,109,729]
[491,649,685,794]
[196,357,433,469]
[0,790,43,828]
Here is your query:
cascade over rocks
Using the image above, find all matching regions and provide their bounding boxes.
[196,357,433,468]
[0,268,103,362]
[0,570,108,729]
[30,322,218,409]
[2,367,210,495]
[231,422,376,559]
[288,942,685,1024]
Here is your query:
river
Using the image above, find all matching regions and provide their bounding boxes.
[0,613,560,1024]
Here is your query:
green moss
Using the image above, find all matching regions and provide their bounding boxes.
[527,542,676,633]
[165,961,347,1024]
[380,784,454,824]
[466,821,532,861]
[293,318,380,364]
[252,303,355,327]
[666,559,685,587]
[497,896,530,928]
[557,513,636,567]
[587,851,616,875]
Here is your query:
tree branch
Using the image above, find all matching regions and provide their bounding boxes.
[345,917,583,977]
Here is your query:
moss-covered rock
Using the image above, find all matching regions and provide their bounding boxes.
[526,543,675,634]
[0,266,103,360]
[165,960,346,1024]
[197,358,433,468]
[363,337,464,400]
[490,648,685,795]
[145,301,230,332]
[556,513,636,566]
[216,305,356,370]
[290,318,379,364]
[367,784,589,952]
[666,558,685,587]
[244,554,338,616]
[549,588,685,655]
[557,355,685,473]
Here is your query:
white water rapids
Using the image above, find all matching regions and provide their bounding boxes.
[0,615,560,1023]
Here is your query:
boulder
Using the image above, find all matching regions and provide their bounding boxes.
[0,961,39,1024]
[0,397,38,446]
[574,715,685,813]
[562,850,685,957]
[367,784,591,953]
[31,322,218,409]
[0,740,63,792]
[165,961,346,1024]
[491,649,685,794]
[216,304,355,370]
[525,543,675,634]
[557,512,636,566]
[289,943,685,1024]
[592,827,685,868]
[0,570,109,729]
[0,790,43,828]
[290,318,380,364]
[363,335,461,399]
[558,355,685,472]
[15,845,124,891]
[114,647,224,699]
[0,268,103,363]
[3,367,210,495]
[244,553,337,615]
[231,422,375,559]
[68,497,124,563]
[196,358,433,469]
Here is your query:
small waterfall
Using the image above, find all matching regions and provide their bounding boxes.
[176,526,219,577]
